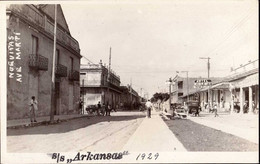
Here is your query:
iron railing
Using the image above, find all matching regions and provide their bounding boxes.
[69,70,79,81]
[28,54,48,71]
[55,64,67,77]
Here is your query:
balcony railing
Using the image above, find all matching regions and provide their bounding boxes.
[69,70,79,81]
[29,54,48,71]
[7,5,80,53]
[55,64,67,77]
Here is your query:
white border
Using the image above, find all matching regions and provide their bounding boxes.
[0,1,259,163]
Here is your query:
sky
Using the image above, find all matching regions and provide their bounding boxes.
[61,0,258,98]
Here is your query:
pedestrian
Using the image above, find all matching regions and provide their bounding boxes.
[252,101,256,114]
[105,103,111,116]
[145,99,152,118]
[213,102,218,117]
[29,96,38,123]
[79,98,83,114]
[243,101,248,113]
[97,101,101,116]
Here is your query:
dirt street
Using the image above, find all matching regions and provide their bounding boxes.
[7,111,146,153]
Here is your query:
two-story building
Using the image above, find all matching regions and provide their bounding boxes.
[6,4,81,120]
[120,85,140,110]
[80,61,122,111]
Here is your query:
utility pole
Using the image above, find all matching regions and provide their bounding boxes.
[107,47,111,106]
[166,77,172,112]
[50,4,57,123]
[200,57,211,109]
[130,78,133,109]
[82,79,84,115]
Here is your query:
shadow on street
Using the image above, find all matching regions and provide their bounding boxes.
[7,114,145,136]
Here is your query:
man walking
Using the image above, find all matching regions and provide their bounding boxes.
[145,99,152,118]
[29,96,38,123]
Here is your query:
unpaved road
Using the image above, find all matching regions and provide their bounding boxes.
[7,111,146,153]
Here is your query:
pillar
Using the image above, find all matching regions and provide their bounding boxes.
[249,86,253,113]
[239,87,243,114]
[230,89,234,114]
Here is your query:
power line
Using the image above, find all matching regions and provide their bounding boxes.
[81,55,94,64]
[206,7,254,57]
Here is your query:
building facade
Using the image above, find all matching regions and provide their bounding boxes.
[6,4,81,120]
[191,59,258,113]
[170,76,222,104]
[120,85,141,110]
[80,61,121,111]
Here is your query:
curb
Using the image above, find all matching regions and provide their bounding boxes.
[7,115,91,129]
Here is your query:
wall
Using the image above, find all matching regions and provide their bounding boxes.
[7,5,80,119]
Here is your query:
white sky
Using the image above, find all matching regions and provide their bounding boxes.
[61,0,258,98]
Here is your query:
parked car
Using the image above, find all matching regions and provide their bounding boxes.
[172,103,187,119]
[187,101,200,116]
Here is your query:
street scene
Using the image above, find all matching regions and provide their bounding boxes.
[2,0,259,163]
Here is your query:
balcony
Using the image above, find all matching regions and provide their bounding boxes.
[29,54,48,71]
[55,64,67,77]
[69,70,79,81]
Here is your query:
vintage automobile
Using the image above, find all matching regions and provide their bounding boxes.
[85,104,105,116]
[187,101,200,116]
[172,103,187,119]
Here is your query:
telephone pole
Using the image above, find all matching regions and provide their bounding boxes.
[130,78,133,109]
[107,47,111,106]
[200,57,211,108]
[166,77,173,111]
[50,4,57,123]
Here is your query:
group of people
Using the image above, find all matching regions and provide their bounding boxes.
[96,101,115,116]
[79,99,115,116]
[29,96,154,123]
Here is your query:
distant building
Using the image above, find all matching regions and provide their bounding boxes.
[196,59,259,113]
[80,61,121,111]
[6,4,81,120]
[170,76,222,104]
[120,85,141,109]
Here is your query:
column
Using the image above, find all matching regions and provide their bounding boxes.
[249,86,253,113]
[230,89,234,114]
[239,87,243,114]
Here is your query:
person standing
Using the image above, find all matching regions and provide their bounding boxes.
[105,103,111,116]
[29,96,38,123]
[107,104,111,116]
[213,102,219,117]
[145,99,152,118]
[79,98,83,114]
[97,101,101,116]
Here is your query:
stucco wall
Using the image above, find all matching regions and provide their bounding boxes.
[7,9,80,120]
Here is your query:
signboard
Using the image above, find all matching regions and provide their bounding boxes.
[194,79,212,88]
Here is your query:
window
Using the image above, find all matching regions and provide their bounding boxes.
[31,35,38,55]
[178,81,183,89]
[55,49,60,65]
[70,57,74,71]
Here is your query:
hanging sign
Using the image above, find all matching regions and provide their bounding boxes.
[194,79,212,88]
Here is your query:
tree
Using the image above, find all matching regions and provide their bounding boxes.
[151,92,170,110]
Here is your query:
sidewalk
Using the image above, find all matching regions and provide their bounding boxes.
[123,111,187,152]
[7,114,88,128]
[188,112,259,144]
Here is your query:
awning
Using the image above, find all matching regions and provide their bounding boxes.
[210,83,230,90]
